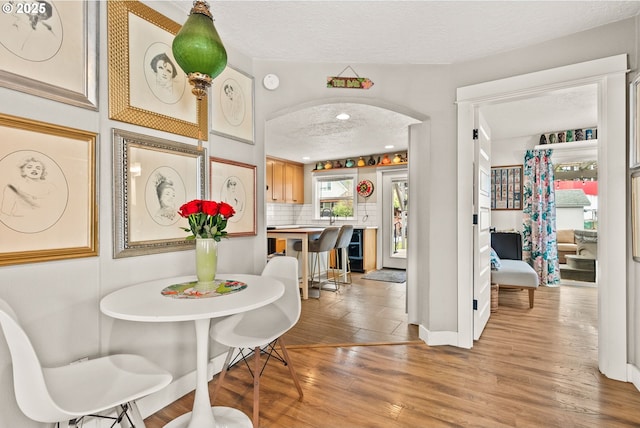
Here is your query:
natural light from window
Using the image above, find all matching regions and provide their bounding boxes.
[313,172,356,220]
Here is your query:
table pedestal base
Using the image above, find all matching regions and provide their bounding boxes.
[163,406,252,428]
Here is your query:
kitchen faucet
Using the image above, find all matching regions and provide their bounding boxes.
[321,208,335,225]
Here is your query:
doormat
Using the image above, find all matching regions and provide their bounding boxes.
[361,269,406,283]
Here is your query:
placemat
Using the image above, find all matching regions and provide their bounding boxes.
[161,279,247,299]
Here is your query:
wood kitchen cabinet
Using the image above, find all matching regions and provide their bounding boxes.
[266,158,284,202]
[285,163,304,203]
[266,157,304,204]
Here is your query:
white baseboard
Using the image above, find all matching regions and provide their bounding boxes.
[628,363,640,393]
[418,324,459,347]
[137,353,228,420]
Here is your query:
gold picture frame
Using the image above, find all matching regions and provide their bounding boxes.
[108,1,207,139]
[210,65,255,144]
[209,157,257,237]
[0,114,97,266]
[491,165,523,210]
[0,1,98,109]
[113,129,206,258]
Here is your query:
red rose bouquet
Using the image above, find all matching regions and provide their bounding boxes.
[178,199,235,241]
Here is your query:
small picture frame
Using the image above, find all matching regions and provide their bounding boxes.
[107,1,207,139]
[632,170,640,261]
[0,113,97,266]
[491,165,523,210]
[0,1,98,109]
[631,74,640,168]
[113,129,206,258]
[210,65,255,144]
[209,157,256,236]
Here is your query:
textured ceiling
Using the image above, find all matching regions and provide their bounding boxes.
[481,85,598,141]
[206,1,640,65]
[166,1,636,163]
[267,103,421,164]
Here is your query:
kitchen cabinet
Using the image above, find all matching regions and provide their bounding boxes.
[285,163,304,203]
[267,157,304,204]
[266,158,284,202]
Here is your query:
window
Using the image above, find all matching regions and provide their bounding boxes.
[313,172,356,220]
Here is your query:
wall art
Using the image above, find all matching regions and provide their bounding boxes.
[210,65,254,144]
[0,1,98,109]
[0,114,97,265]
[113,129,206,258]
[209,157,256,236]
[108,1,206,139]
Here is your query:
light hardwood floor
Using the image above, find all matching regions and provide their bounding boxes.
[145,277,640,427]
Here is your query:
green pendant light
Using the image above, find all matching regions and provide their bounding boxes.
[172,1,227,100]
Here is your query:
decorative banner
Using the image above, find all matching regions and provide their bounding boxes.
[327,76,374,89]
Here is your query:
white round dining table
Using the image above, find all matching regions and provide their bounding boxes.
[100,274,285,428]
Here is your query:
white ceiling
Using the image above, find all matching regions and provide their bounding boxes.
[173,1,638,163]
[480,84,598,141]
[267,103,421,164]
[206,1,640,65]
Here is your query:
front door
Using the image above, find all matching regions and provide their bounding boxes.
[473,110,492,340]
[382,170,408,269]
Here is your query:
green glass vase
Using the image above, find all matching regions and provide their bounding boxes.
[195,238,218,290]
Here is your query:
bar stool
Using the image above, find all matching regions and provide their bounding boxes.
[330,225,354,290]
[293,227,339,297]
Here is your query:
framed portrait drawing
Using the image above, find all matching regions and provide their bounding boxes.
[0,114,97,266]
[491,165,523,210]
[0,1,98,109]
[210,66,255,144]
[108,1,207,139]
[633,171,640,261]
[113,129,206,258]
[631,74,640,168]
[209,157,256,236]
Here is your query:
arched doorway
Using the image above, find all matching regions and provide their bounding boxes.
[265,98,428,332]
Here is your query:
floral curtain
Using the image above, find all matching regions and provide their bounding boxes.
[522,149,560,287]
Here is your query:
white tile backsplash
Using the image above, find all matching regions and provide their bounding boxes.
[267,203,378,228]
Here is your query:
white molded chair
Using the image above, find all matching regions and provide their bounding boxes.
[210,256,304,428]
[0,299,172,428]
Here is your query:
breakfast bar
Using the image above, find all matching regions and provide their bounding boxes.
[267,227,325,299]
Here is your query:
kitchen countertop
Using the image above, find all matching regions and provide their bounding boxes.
[267,224,377,230]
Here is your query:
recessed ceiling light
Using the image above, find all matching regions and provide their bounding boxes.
[336,113,350,121]
[302,156,310,160]
[385,145,394,149]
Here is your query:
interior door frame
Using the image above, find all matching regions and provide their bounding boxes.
[456,54,628,382]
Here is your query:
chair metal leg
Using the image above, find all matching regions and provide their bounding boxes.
[328,252,341,292]
[328,248,351,291]
[119,402,144,428]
